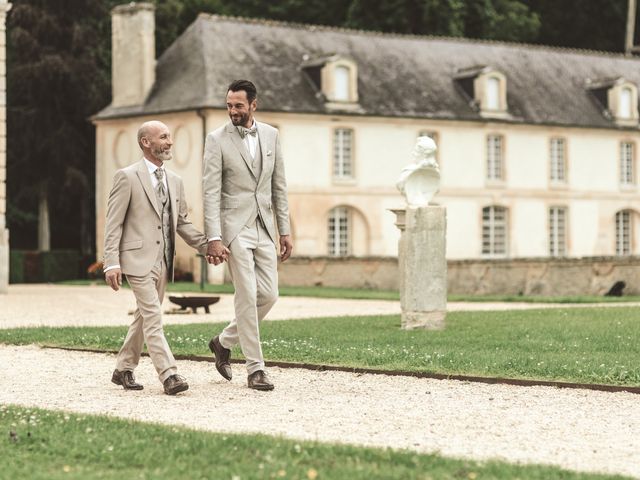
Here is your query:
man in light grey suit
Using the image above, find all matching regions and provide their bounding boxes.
[203,80,292,391]
[104,120,209,395]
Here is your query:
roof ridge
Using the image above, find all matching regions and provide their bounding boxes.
[197,12,638,60]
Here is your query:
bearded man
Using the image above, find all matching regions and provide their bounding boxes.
[103,120,209,395]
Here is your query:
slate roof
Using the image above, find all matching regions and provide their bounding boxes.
[95,14,640,130]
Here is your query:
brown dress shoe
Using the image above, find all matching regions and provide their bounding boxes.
[208,335,232,381]
[247,370,274,391]
[163,374,189,395]
[111,369,143,390]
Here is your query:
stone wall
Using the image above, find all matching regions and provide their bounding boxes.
[277,256,640,296]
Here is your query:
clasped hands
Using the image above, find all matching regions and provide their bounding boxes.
[206,240,230,266]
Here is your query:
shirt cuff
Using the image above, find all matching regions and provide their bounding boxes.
[103,265,121,273]
[208,236,222,242]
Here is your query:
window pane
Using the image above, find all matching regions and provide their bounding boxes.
[620,142,634,185]
[334,66,350,101]
[328,207,350,256]
[482,206,507,256]
[333,129,353,178]
[616,210,631,255]
[487,135,503,180]
[486,77,500,110]
[549,207,567,256]
[550,138,566,182]
[620,87,632,119]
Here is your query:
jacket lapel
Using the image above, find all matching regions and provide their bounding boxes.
[136,160,161,218]
[226,123,257,181]
[256,122,272,185]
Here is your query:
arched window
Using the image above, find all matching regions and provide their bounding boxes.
[328,206,350,256]
[615,210,632,255]
[482,206,508,256]
[486,76,500,110]
[620,87,633,119]
[334,66,350,102]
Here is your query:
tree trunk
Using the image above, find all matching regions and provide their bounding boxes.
[38,184,50,252]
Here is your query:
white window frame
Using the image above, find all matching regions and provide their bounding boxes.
[328,206,350,256]
[550,137,566,183]
[482,206,508,257]
[620,87,633,119]
[486,76,500,110]
[615,210,631,256]
[486,135,504,181]
[334,65,350,102]
[333,128,354,179]
[620,141,635,186]
[549,206,567,257]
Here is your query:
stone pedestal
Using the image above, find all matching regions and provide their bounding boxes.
[392,206,447,330]
[0,1,10,294]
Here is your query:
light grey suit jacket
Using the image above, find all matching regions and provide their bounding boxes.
[103,159,208,277]
[202,121,290,246]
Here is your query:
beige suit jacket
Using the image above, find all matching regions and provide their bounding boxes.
[103,159,208,277]
[202,121,290,245]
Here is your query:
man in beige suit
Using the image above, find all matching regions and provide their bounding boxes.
[203,80,292,391]
[104,120,208,395]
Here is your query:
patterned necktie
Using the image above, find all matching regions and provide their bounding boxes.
[154,168,167,205]
[238,126,257,138]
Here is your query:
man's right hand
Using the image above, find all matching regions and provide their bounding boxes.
[206,240,230,266]
[105,268,122,291]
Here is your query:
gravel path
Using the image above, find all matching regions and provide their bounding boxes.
[1,344,639,478]
[2,284,639,329]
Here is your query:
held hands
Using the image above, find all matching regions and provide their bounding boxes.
[105,268,122,291]
[206,240,230,266]
[279,235,293,262]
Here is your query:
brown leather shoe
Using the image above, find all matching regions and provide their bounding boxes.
[247,370,274,391]
[111,369,143,390]
[163,374,189,395]
[208,336,232,381]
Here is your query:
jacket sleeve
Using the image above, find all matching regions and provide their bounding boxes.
[271,130,291,236]
[103,170,131,269]
[202,132,223,239]
[176,178,208,255]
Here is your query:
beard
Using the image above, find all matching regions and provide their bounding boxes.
[153,147,172,162]
[229,111,250,126]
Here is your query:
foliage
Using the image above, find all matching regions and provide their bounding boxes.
[2,405,624,480]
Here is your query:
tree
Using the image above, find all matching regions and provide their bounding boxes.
[7,0,112,253]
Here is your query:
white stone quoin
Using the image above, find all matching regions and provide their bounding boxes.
[0,0,11,294]
[394,136,447,329]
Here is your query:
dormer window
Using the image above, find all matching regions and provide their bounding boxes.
[588,77,639,126]
[301,54,360,111]
[454,66,508,119]
[333,65,350,101]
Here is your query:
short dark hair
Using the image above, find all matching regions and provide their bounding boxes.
[227,79,257,103]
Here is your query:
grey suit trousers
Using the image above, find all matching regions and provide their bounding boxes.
[219,219,278,374]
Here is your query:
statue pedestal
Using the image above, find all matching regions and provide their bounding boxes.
[392,206,447,330]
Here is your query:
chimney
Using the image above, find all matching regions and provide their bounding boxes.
[111,3,155,107]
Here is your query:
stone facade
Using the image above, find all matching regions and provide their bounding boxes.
[0,1,10,294]
[277,255,640,297]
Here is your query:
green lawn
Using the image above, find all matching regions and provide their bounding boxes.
[0,405,629,480]
[60,280,640,302]
[2,307,639,386]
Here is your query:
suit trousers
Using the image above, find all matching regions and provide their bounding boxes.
[219,218,278,375]
[115,257,177,383]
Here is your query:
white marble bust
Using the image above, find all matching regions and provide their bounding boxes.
[396,136,441,207]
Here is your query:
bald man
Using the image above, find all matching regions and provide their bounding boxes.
[103,121,209,395]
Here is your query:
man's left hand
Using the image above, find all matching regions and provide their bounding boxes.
[279,235,293,262]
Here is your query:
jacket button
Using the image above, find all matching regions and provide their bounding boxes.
[157,226,161,229]
[156,241,160,244]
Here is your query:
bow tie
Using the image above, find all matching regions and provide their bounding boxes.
[238,126,257,138]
